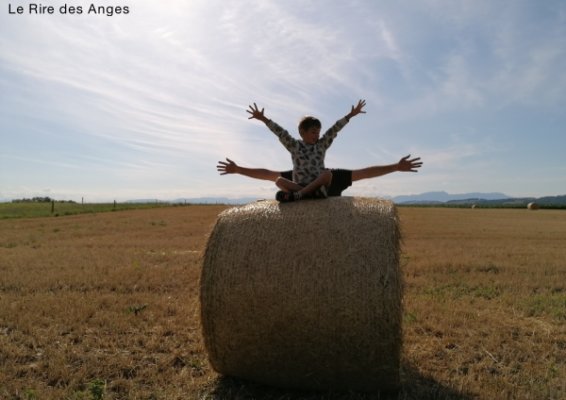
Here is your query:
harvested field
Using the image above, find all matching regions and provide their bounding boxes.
[0,204,565,399]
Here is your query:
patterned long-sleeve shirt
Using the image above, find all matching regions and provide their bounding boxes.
[266,117,349,186]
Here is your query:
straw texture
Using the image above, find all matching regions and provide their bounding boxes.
[200,197,402,393]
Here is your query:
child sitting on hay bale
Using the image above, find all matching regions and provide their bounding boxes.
[247,100,366,202]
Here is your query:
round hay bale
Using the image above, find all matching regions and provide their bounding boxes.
[200,197,402,393]
[527,202,539,210]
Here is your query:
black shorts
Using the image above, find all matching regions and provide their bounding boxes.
[280,169,352,197]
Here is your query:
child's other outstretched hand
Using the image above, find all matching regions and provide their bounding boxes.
[247,103,269,123]
[397,155,423,172]
[217,158,238,175]
[346,99,366,120]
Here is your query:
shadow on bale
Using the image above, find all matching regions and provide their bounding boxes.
[205,363,475,400]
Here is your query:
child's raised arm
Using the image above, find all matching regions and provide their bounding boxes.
[345,99,366,121]
[246,103,269,124]
[247,103,297,151]
[316,99,366,148]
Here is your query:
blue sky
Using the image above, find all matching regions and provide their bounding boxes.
[1,0,565,202]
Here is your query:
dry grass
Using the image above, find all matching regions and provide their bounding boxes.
[0,206,226,399]
[399,207,565,399]
[0,205,565,399]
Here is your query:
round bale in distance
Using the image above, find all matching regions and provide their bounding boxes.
[200,197,402,393]
[527,202,539,210]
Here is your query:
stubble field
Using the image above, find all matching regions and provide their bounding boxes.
[0,204,564,399]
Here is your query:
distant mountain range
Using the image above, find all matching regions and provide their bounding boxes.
[172,197,260,205]
[126,197,260,205]
[391,191,566,207]
[165,192,512,205]
[391,191,510,204]
[3,192,564,206]
[131,191,566,207]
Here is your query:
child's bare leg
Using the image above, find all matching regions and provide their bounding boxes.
[275,177,303,192]
[275,171,332,202]
[274,177,305,202]
[298,170,332,196]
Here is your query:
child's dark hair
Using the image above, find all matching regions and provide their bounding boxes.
[298,116,321,133]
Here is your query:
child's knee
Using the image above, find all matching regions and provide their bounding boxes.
[275,176,286,189]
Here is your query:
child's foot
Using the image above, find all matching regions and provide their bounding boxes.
[313,186,328,199]
[276,191,302,203]
[276,191,293,202]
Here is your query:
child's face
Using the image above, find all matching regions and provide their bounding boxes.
[300,127,321,145]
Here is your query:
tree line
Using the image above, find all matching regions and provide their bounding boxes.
[11,197,76,203]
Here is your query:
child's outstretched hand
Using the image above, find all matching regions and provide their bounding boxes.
[247,103,269,123]
[397,155,423,172]
[346,99,366,119]
[217,158,238,175]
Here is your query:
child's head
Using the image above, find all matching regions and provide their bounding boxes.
[298,116,321,133]
[298,116,321,144]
